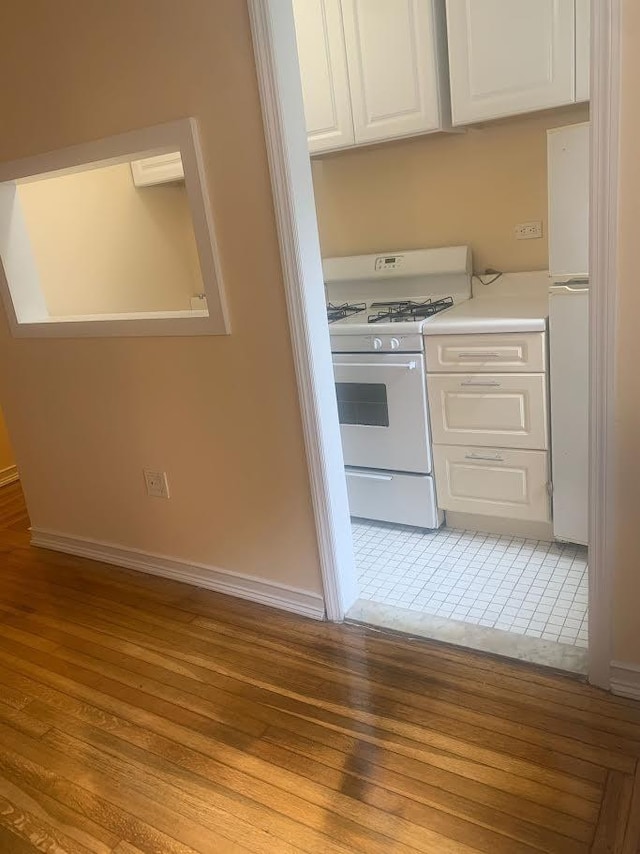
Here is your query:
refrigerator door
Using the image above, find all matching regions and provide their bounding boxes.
[548,123,590,280]
[549,284,589,545]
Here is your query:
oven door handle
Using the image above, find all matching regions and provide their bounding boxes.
[333,361,417,371]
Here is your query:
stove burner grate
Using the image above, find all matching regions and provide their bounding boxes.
[327,302,366,323]
[367,297,454,323]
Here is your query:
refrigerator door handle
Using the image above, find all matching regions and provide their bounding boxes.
[549,284,590,294]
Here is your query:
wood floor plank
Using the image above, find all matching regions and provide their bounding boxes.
[0,793,95,854]
[42,727,498,854]
[0,582,629,778]
[622,763,640,854]
[0,603,604,820]
[0,600,600,802]
[0,825,44,854]
[0,720,254,854]
[30,695,583,853]
[0,484,639,852]
[0,607,615,805]
[592,770,635,853]
[0,774,117,854]
[3,566,638,747]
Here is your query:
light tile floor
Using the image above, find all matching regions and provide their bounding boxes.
[353,521,588,648]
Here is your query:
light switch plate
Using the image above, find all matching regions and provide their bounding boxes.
[144,469,170,499]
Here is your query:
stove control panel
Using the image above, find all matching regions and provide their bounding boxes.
[375,255,404,272]
[330,333,424,353]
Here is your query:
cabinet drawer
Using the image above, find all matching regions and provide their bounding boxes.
[427,374,548,450]
[433,445,551,522]
[425,333,546,373]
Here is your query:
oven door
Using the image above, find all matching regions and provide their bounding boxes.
[332,353,432,474]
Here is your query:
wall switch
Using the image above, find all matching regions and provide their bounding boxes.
[144,469,170,499]
[515,221,543,240]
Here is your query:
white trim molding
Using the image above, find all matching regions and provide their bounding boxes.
[610,661,640,701]
[248,0,358,619]
[587,0,621,690]
[30,528,325,621]
[0,465,18,487]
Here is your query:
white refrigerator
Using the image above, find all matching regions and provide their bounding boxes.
[547,122,590,546]
[549,283,589,545]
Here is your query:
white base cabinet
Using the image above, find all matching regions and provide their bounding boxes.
[432,445,551,523]
[426,331,551,527]
[425,332,546,373]
[427,373,548,450]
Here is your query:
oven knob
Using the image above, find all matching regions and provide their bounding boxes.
[372,337,383,351]
[390,337,401,350]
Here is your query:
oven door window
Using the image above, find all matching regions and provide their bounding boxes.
[335,382,389,428]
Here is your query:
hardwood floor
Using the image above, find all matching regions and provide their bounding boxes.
[0,482,638,852]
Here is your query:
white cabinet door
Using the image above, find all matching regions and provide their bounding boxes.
[292,0,355,153]
[340,0,446,143]
[548,122,590,280]
[575,0,590,103]
[446,0,576,125]
[433,445,551,522]
[427,373,548,450]
[425,333,546,373]
[130,153,184,187]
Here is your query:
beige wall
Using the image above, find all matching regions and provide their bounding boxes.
[0,1,322,593]
[18,162,202,316]
[613,0,640,664]
[312,104,589,272]
[0,410,15,474]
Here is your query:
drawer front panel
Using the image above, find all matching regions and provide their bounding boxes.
[427,374,548,450]
[345,469,443,529]
[425,333,546,373]
[433,445,551,522]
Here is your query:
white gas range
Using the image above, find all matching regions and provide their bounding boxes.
[324,246,472,529]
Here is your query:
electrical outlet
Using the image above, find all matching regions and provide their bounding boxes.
[515,221,543,240]
[144,469,170,499]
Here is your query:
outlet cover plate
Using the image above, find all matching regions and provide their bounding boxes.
[515,221,543,240]
[144,469,170,499]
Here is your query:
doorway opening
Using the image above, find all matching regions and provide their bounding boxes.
[249,0,618,686]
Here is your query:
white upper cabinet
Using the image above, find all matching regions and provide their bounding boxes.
[292,0,355,153]
[130,153,184,187]
[293,0,448,153]
[446,0,577,125]
[575,0,591,103]
[340,0,448,144]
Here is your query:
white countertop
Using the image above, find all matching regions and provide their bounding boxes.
[424,295,548,335]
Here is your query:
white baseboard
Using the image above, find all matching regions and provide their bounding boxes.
[30,528,326,621]
[610,660,640,700]
[0,465,19,487]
